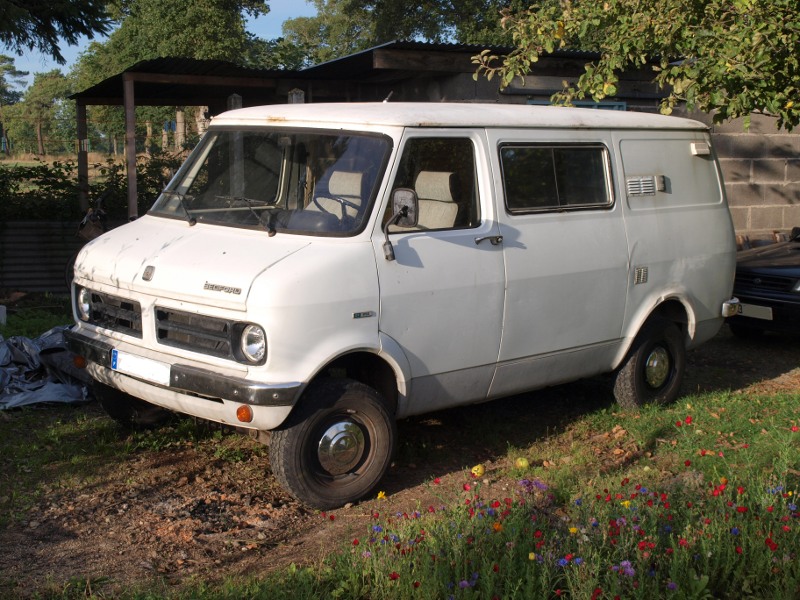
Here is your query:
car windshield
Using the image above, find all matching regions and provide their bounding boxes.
[150,128,391,236]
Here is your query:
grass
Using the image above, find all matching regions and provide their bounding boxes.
[0,293,73,339]
[2,388,795,599]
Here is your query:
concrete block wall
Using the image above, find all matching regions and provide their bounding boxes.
[684,111,800,241]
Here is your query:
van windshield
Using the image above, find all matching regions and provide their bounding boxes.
[150,128,391,236]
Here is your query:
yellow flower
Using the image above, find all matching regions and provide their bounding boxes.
[529,552,537,561]
[621,500,631,509]
[377,490,386,500]
[493,522,503,532]
[569,527,578,535]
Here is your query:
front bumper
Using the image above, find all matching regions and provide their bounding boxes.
[65,328,301,407]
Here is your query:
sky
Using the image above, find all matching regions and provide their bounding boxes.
[3,0,317,89]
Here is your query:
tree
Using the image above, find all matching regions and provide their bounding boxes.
[0,0,111,64]
[0,54,26,154]
[473,0,800,130]
[282,0,527,65]
[20,70,72,155]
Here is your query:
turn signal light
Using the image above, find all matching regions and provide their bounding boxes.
[236,405,253,423]
[73,355,87,369]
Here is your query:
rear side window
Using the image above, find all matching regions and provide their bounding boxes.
[500,144,612,213]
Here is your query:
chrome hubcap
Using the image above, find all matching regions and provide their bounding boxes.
[644,346,671,389]
[318,420,365,476]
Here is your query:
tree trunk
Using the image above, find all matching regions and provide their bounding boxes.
[36,121,45,155]
[175,110,185,150]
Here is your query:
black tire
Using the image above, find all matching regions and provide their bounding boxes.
[270,378,396,510]
[613,319,686,409]
[94,381,174,429]
[728,320,765,340]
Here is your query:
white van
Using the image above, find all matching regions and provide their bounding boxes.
[67,103,739,508]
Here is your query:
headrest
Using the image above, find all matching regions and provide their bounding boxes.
[414,171,457,202]
[328,171,363,198]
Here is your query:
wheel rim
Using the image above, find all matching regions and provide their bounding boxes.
[317,419,366,476]
[644,345,671,389]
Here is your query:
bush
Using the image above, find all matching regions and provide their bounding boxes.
[0,150,185,222]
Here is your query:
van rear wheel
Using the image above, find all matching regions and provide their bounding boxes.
[270,378,395,510]
[614,319,685,409]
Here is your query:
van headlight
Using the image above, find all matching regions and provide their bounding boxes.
[77,287,92,321]
[240,324,266,363]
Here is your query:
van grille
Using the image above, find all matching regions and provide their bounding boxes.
[734,273,796,293]
[155,308,237,359]
[84,290,142,338]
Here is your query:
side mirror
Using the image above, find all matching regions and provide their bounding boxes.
[390,188,418,228]
[382,189,419,261]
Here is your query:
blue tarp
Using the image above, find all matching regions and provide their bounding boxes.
[0,326,91,409]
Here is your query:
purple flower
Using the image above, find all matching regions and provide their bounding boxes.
[730,527,740,535]
[519,478,549,493]
[667,582,678,591]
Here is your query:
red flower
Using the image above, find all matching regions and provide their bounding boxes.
[463,483,471,491]
[352,538,359,546]
[767,506,774,513]
[736,506,748,513]
[389,571,400,580]
[414,581,421,588]
[685,416,693,425]
[736,546,743,554]
[765,538,778,552]
[433,477,441,484]
[591,587,603,600]
[534,530,543,538]
[493,563,500,572]
[791,426,799,432]
[675,421,682,427]
[329,514,336,521]
[684,460,692,467]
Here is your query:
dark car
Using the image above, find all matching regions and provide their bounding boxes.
[727,227,800,337]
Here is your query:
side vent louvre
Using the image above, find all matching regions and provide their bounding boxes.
[626,175,665,196]
[634,266,649,285]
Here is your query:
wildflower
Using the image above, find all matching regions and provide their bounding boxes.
[389,571,400,580]
[569,527,579,534]
[789,503,797,511]
[667,581,678,591]
[493,522,503,532]
[730,527,740,535]
[737,506,748,513]
[361,550,372,558]
[414,581,421,588]
[459,580,471,589]
[529,552,536,561]
[574,557,584,565]
[736,546,743,554]
[685,416,693,424]
[352,539,359,546]
[590,588,603,600]
[463,483,471,491]
[377,490,386,500]
[765,538,779,552]
[558,558,569,567]
[791,426,799,432]
[329,514,336,521]
[620,500,631,509]
[684,460,692,467]
[433,477,441,484]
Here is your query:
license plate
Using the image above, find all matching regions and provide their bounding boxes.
[736,303,773,321]
[111,349,171,386]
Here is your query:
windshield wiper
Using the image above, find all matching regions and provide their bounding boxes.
[162,191,196,226]
[239,196,277,237]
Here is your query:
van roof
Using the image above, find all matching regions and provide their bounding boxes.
[211,102,708,131]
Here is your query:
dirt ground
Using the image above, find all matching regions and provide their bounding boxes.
[0,325,798,597]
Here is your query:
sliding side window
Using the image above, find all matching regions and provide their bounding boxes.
[500,144,612,213]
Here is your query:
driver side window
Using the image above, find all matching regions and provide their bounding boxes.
[387,137,479,231]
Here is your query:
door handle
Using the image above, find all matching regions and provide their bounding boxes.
[475,235,503,246]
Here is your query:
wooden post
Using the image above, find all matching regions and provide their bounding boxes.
[76,100,90,211]
[123,74,138,221]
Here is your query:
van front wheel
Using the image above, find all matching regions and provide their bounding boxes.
[613,319,685,409]
[270,378,396,510]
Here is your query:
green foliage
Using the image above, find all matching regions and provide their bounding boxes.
[473,0,800,130]
[0,0,111,65]
[0,149,184,221]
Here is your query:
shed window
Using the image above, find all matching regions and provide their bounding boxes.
[500,144,612,213]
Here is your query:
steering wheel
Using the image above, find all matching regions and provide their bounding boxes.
[312,195,360,219]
